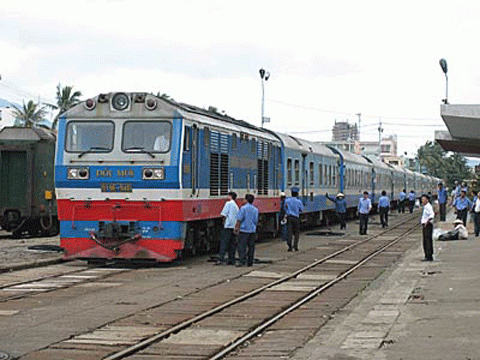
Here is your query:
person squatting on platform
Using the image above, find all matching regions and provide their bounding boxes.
[438,219,468,241]
[285,186,304,251]
[421,194,434,261]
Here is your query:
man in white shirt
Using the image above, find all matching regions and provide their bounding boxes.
[421,194,435,261]
[215,192,239,265]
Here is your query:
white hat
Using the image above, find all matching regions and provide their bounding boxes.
[280,192,286,197]
[336,193,345,198]
[453,219,463,224]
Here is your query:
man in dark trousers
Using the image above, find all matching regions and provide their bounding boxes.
[407,190,416,213]
[326,192,347,229]
[234,194,259,267]
[285,186,304,251]
[358,191,372,235]
[378,190,390,228]
[420,194,434,261]
[451,189,472,226]
[437,182,448,221]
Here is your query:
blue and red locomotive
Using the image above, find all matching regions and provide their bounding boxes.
[55,92,439,262]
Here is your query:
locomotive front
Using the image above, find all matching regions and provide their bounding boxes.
[55,92,184,261]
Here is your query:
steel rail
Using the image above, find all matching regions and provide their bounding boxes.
[103,213,418,360]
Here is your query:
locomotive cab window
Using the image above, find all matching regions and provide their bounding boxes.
[122,121,171,153]
[66,121,114,153]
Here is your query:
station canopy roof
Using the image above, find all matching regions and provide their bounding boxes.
[437,104,480,156]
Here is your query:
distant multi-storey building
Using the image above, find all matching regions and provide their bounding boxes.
[332,121,359,141]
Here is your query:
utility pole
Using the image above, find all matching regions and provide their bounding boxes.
[356,113,361,140]
[378,118,383,157]
[259,68,270,128]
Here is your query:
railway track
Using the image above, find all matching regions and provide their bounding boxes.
[16,212,421,360]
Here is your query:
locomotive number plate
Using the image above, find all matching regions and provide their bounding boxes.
[101,183,133,192]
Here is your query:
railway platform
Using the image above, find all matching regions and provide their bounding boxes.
[291,213,480,360]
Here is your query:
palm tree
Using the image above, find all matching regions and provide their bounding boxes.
[12,100,47,128]
[51,84,82,130]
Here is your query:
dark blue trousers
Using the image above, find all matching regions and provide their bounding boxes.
[237,232,256,266]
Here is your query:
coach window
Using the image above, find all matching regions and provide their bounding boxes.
[332,167,336,187]
[319,163,323,186]
[294,160,300,185]
[66,121,114,153]
[287,159,292,186]
[309,162,314,186]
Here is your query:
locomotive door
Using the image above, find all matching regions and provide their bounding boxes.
[191,125,199,195]
[182,125,199,195]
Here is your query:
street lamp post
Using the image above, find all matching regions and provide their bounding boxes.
[439,58,448,104]
[259,68,270,128]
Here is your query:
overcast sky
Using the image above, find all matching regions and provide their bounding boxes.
[1,0,479,156]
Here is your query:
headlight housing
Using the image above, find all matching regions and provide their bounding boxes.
[142,167,164,180]
[67,167,90,180]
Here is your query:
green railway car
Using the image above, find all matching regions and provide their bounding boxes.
[0,127,58,237]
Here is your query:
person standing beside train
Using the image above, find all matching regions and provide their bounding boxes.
[407,190,416,213]
[234,194,258,267]
[358,191,372,235]
[378,190,390,228]
[215,191,239,265]
[420,194,434,261]
[279,192,288,242]
[471,190,480,237]
[451,189,472,227]
[398,189,406,213]
[437,182,448,221]
[326,192,347,230]
[285,186,304,251]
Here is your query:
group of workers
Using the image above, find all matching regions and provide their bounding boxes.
[215,180,478,266]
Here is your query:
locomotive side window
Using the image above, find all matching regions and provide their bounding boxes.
[319,163,323,186]
[309,162,314,186]
[122,121,171,153]
[66,121,114,153]
[232,133,237,150]
[183,126,191,151]
[204,127,210,147]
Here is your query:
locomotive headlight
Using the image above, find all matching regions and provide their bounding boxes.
[67,167,90,180]
[111,92,130,111]
[142,167,164,180]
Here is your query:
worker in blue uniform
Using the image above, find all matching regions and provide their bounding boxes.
[437,182,448,221]
[378,190,390,228]
[451,189,472,226]
[398,189,406,213]
[407,190,416,213]
[358,191,372,235]
[285,186,304,251]
[326,192,347,229]
[234,194,259,267]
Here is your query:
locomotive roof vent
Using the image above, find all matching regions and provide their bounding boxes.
[145,95,157,110]
[98,93,109,103]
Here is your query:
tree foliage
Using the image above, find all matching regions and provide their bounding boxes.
[52,84,82,130]
[417,140,471,189]
[12,100,47,128]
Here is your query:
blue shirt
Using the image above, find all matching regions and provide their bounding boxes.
[399,191,406,201]
[452,196,472,211]
[407,192,416,201]
[285,197,304,217]
[437,188,448,204]
[236,203,259,233]
[378,195,390,208]
[358,197,372,214]
[326,195,347,213]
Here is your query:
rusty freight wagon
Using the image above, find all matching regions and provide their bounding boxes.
[0,127,59,237]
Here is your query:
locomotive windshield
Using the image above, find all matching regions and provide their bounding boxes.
[65,121,114,153]
[122,121,171,153]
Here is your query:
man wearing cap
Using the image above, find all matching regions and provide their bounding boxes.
[285,186,304,251]
[437,182,448,221]
[378,190,390,228]
[326,192,347,229]
[234,194,259,267]
[358,191,372,235]
[451,189,472,226]
[421,194,434,261]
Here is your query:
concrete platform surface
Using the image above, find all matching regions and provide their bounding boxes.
[291,214,480,360]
